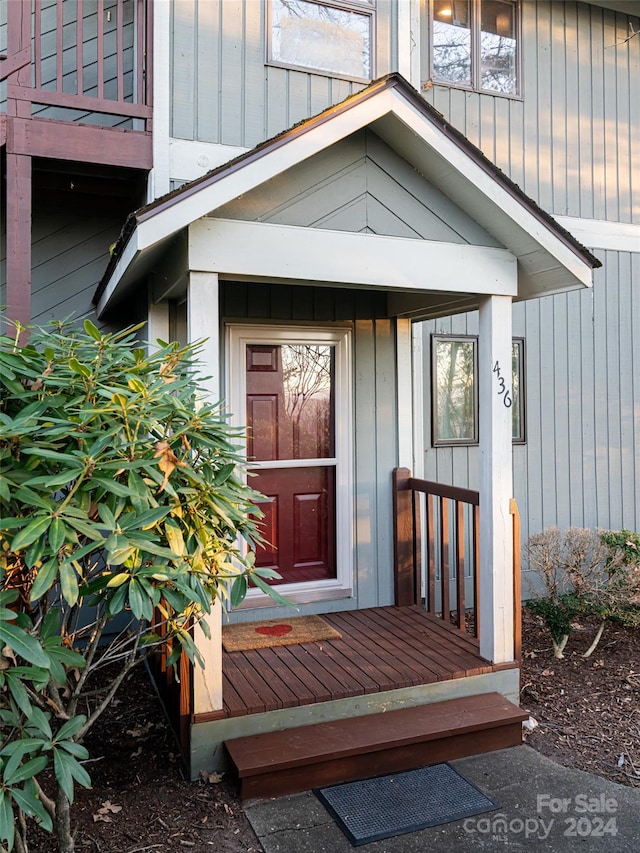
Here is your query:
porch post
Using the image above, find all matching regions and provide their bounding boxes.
[187,271,223,714]
[478,294,514,664]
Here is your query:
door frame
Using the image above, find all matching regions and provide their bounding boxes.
[227,323,354,606]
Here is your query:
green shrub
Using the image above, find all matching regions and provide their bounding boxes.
[0,319,283,852]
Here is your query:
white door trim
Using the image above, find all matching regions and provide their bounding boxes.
[226,324,354,607]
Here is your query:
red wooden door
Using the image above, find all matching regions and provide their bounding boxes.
[245,343,337,584]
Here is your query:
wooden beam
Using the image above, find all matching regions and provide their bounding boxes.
[5,153,32,328]
[7,117,152,170]
[189,219,518,296]
[393,468,420,607]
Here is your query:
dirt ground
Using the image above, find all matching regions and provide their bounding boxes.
[27,608,639,852]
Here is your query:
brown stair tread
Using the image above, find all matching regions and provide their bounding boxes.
[226,692,527,778]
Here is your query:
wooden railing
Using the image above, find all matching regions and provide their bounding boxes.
[393,467,480,641]
[4,0,152,129]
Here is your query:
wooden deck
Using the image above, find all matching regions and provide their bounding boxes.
[219,605,511,720]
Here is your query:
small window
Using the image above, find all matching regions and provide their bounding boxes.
[430,0,519,95]
[432,334,525,445]
[432,336,478,445]
[268,0,374,82]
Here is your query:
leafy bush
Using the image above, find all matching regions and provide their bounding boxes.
[525,526,640,659]
[0,320,282,852]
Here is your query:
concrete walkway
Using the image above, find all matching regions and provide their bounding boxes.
[245,745,640,851]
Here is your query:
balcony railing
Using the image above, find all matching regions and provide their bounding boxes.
[2,0,152,130]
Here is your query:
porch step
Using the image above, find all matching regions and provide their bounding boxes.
[225,691,528,800]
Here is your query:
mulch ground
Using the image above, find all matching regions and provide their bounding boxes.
[27,608,639,852]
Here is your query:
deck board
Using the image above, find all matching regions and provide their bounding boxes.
[221,605,514,719]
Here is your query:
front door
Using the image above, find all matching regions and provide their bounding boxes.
[228,325,352,595]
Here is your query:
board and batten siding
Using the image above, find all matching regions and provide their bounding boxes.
[204,281,400,622]
[421,0,639,224]
[0,209,128,331]
[170,0,394,147]
[420,250,640,586]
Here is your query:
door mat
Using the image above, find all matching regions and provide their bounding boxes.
[315,763,499,847]
[222,615,341,652]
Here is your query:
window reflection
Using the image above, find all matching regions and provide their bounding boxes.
[271,0,372,80]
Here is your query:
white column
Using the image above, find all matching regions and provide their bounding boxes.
[148,0,171,201]
[397,0,421,88]
[187,271,223,714]
[146,301,170,351]
[478,294,514,664]
[396,318,414,470]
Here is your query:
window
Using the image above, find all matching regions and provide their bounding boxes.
[430,0,519,95]
[268,0,374,81]
[432,335,525,445]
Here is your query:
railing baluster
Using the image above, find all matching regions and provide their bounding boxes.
[473,504,480,640]
[411,489,422,605]
[97,0,105,100]
[440,497,449,622]
[455,500,465,629]
[34,0,42,90]
[56,0,63,91]
[77,0,84,95]
[427,492,435,614]
[116,0,124,102]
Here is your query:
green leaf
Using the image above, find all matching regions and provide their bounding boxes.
[29,560,59,602]
[59,562,79,606]
[92,477,132,498]
[55,715,87,742]
[53,748,91,803]
[83,319,102,341]
[250,574,294,607]
[164,519,185,557]
[230,576,247,608]
[11,783,53,833]
[10,516,51,552]
[47,517,66,552]
[3,754,48,786]
[5,671,32,718]
[0,622,49,668]
[68,358,91,377]
[0,789,15,851]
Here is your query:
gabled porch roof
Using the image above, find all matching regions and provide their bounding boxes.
[94,73,600,319]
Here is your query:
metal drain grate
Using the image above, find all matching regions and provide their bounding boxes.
[315,763,499,846]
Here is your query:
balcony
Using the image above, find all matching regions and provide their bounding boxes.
[1,0,152,168]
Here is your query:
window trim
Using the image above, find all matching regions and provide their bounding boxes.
[427,0,521,99]
[431,333,526,447]
[227,324,354,607]
[431,334,479,447]
[266,0,376,84]
[511,336,526,444]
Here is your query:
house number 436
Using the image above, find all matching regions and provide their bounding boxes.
[493,361,512,408]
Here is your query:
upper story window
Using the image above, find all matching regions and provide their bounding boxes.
[430,0,519,96]
[268,0,374,82]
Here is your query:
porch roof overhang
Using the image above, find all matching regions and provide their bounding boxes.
[94,74,600,320]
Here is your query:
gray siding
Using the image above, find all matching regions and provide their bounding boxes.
[216,282,399,622]
[422,0,640,223]
[170,0,394,147]
[214,129,500,245]
[27,210,125,328]
[420,251,640,585]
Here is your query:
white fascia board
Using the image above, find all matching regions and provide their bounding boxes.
[554,217,640,253]
[95,229,140,318]
[388,91,595,289]
[188,218,518,295]
[138,91,397,253]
